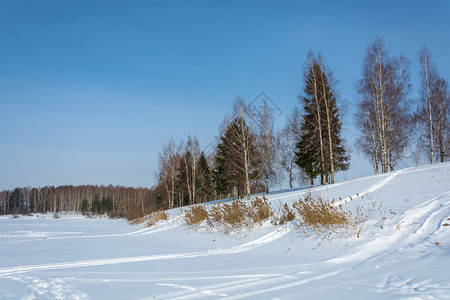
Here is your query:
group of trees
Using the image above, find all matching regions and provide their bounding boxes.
[213,98,278,199]
[209,52,351,197]
[155,69,346,206]
[2,37,447,217]
[0,185,157,216]
[155,95,311,208]
[355,38,448,174]
[155,38,448,209]
[155,136,214,209]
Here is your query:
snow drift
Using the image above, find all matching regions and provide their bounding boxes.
[0,162,449,299]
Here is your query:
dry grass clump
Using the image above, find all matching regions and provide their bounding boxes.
[293,195,351,235]
[183,196,275,233]
[147,210,169,227]
[184,205,209,226]
[210,200,249,230]
[250,197,273,224]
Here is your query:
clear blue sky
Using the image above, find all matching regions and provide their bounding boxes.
[1,0,449,190]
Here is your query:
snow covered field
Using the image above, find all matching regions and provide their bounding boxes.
[1,163,449,299]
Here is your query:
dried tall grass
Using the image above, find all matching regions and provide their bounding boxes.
[292,195,351,235]
[180,192,384,240]
[183,196,275,233]
[184,205,209,226]
[250,197,273,224]
[147,210,169,227]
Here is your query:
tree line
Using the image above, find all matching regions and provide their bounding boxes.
[0,185,158,216]
[1,37,448,216]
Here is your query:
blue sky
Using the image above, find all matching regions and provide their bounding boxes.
[1,0,449,190]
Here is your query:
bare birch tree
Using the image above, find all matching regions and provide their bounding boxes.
[417,46,449,163]
[273,131,283,190]
[433,78,449,161]
[182,135,201,204]
[224,97,261,197]
[280,108,303,188]
[255,100,276,192]
[356,38,412,173]
[385,55,413,170]
[156,139,179,209]
[418,46,435,163]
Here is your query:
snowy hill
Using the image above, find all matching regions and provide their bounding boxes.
[1,163,449,299]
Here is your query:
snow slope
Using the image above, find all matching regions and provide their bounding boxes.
[0,163,449,299]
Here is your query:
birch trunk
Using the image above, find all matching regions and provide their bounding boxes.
[423,55,434,164]
[309,54,327,185]
[319,62,335,183]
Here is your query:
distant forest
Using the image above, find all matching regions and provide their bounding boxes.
[2,38,448,218]
[0,185,159,219]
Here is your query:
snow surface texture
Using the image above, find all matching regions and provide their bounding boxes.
[0,163,449,299]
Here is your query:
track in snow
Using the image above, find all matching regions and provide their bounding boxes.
[328,191,450,264]
[0,225,292,277]
[333,170,403,206]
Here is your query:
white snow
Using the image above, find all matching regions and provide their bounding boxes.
[1,162,449,299]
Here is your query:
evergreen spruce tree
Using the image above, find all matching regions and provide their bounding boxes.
[213,133,231,198]
[295,54,349,185]
[91,194,101,214]
[295,133,320,185]
[100,196,112,213]
[9,188,22,212]
[196,152,213,202]
[80,199,89,215]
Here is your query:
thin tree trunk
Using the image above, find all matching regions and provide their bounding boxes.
[376,50,389,173]
[190,139,199,204]
[184,153,192,205]
[244,147,251,197]
[438,85,445,162]
[309,55,327,185]
[289,169,293,189]
[53,194,57,213]
[389,151,394,171]
[366,111,379,174]
[319,63,335,183]
[424,55,434,163]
